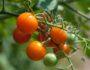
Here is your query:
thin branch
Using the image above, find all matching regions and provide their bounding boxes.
[66,0,75,3]
[66,56,74,70]
[0,15,11,19]
[24,0,34,14]
[59,0,75,3]
[0,0,19,18]
[0,11,18,17]
[3,11,18,16]
[62,2,90,20]
[1,0,5,12]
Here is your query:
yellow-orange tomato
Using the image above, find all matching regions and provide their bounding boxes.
[17,12,38,34]
[59,44,71,54]
[50,27,67,44]
[13,28,31,44]
[26,41,46,61]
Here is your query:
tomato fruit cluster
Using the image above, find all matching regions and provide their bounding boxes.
[13,12,38,44]
[12,12,76,67]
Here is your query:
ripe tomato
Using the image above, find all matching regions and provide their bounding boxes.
[43,53,58,67]
[37,32,47,42]
[26,41,46,61]
[17,12,38,34]
[50,27,67,44]
[59,44,71,54]
[13,28,31,44]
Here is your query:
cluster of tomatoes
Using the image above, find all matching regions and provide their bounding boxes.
[13,12,76,67]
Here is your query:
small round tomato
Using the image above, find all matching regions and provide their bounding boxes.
[13,28,31,44]
[59,44,71,54]
[50,27,67,44]
[43,53,58,67]
[17,12,38,34]
[26,41,46,61]
[67,33,75,45]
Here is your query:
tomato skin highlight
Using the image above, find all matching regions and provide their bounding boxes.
[13,28,31,44]
[26,41,46,61]
[17,12,38,34]
[50,27,67,44]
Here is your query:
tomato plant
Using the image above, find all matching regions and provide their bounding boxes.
[1,0,90,70]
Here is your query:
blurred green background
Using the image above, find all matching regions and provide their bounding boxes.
[0,0,90,70]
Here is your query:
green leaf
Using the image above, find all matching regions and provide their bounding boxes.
[63,8,78,26]
[74,0,90,13]
[38,0,57,11]
[85,47,90,58]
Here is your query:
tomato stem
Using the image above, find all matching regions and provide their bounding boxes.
[62,2,90,20]
[46,21,62,28]
[42,38,51,45]
[24,0,34,14]
[2,0,5,12]
[66,56,75,70]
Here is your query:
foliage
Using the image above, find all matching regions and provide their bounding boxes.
[0,0,90,70]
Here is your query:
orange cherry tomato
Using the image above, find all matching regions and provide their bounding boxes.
[59,44,71,54]
[50,27,67,44]
[13,28,31,44]
[17,12,38,34]
[26,41,46,61]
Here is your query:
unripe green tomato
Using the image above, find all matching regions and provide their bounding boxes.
[43,53,58,67]
[67,33,75,45]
